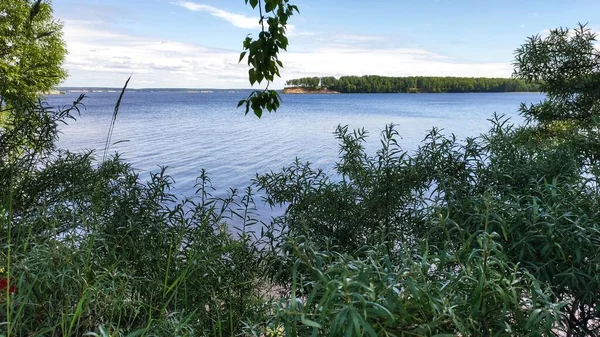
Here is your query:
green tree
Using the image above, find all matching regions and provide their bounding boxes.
[0,0,67,111]
[513,24,600,335]
[514,23,600,126]
[320,76,336,88]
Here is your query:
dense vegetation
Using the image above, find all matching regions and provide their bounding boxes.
[0,0,67,110]
[285,75,541,93]
[2,0,599,336]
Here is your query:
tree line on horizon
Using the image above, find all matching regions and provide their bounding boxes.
[285,75,541,93]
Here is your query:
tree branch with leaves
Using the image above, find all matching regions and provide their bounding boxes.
[238,0,298,118]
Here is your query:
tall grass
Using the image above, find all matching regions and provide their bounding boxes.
[103,75,131,162]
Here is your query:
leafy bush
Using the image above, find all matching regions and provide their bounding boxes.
[251,114,599,335]
[245,24,600,337]
[247,237,561,336]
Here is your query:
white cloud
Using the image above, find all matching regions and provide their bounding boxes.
[174,1,259,29]
[279,47,511,80]
[337,34,386,42]
[286,26,315,37]
[61,19,250,88]
[60,19,514,89]
[174,1,300,34]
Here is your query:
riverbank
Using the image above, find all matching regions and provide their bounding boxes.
[281,87,340,94]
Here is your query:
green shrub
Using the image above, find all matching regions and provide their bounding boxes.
[0,98,270,336]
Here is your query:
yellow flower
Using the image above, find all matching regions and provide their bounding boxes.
[265,325,284,337]
[0,267,4,274]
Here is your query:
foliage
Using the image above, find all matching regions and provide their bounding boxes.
[251,113,600,335]
[237,0,299,117]
[247,238,561,337]
[0,2,270,336]
[0,94,271,336]
[0,0,67,110]
[285,75,541,93]
[1,0,600,335]
[514,23,600,126]
[248,24,600,336]
[248,25,600,337]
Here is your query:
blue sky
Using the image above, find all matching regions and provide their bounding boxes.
[52,0,600,88]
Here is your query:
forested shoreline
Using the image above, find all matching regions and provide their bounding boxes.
[285,75,540,93]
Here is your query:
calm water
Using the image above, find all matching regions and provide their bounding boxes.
[48,91,543,200]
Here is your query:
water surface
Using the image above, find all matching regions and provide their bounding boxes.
[48,91,543,199]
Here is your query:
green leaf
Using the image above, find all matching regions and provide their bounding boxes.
[301,314,322,328]
[265,1,274,12]
[249,68,256,85]
[238,51,247,63]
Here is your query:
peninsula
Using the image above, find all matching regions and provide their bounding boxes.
[283,75,540,94]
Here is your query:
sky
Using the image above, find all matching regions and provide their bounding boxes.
[52,0,600,89]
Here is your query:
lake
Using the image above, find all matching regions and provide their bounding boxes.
[48,91,543,202]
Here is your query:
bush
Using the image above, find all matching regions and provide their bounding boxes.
[252,115,599,335]
[0,98,270,336]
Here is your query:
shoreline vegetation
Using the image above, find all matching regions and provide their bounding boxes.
[3,0,600,334]
[284,75,541,93]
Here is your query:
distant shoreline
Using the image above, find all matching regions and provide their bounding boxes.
[284,75,540,94]
[280,88,541,95]
[53,87,541,95]
[58,87,251,92]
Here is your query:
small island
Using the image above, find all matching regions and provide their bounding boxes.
[283,75,540,94]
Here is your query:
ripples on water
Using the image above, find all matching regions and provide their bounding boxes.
[49,91,543,209]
